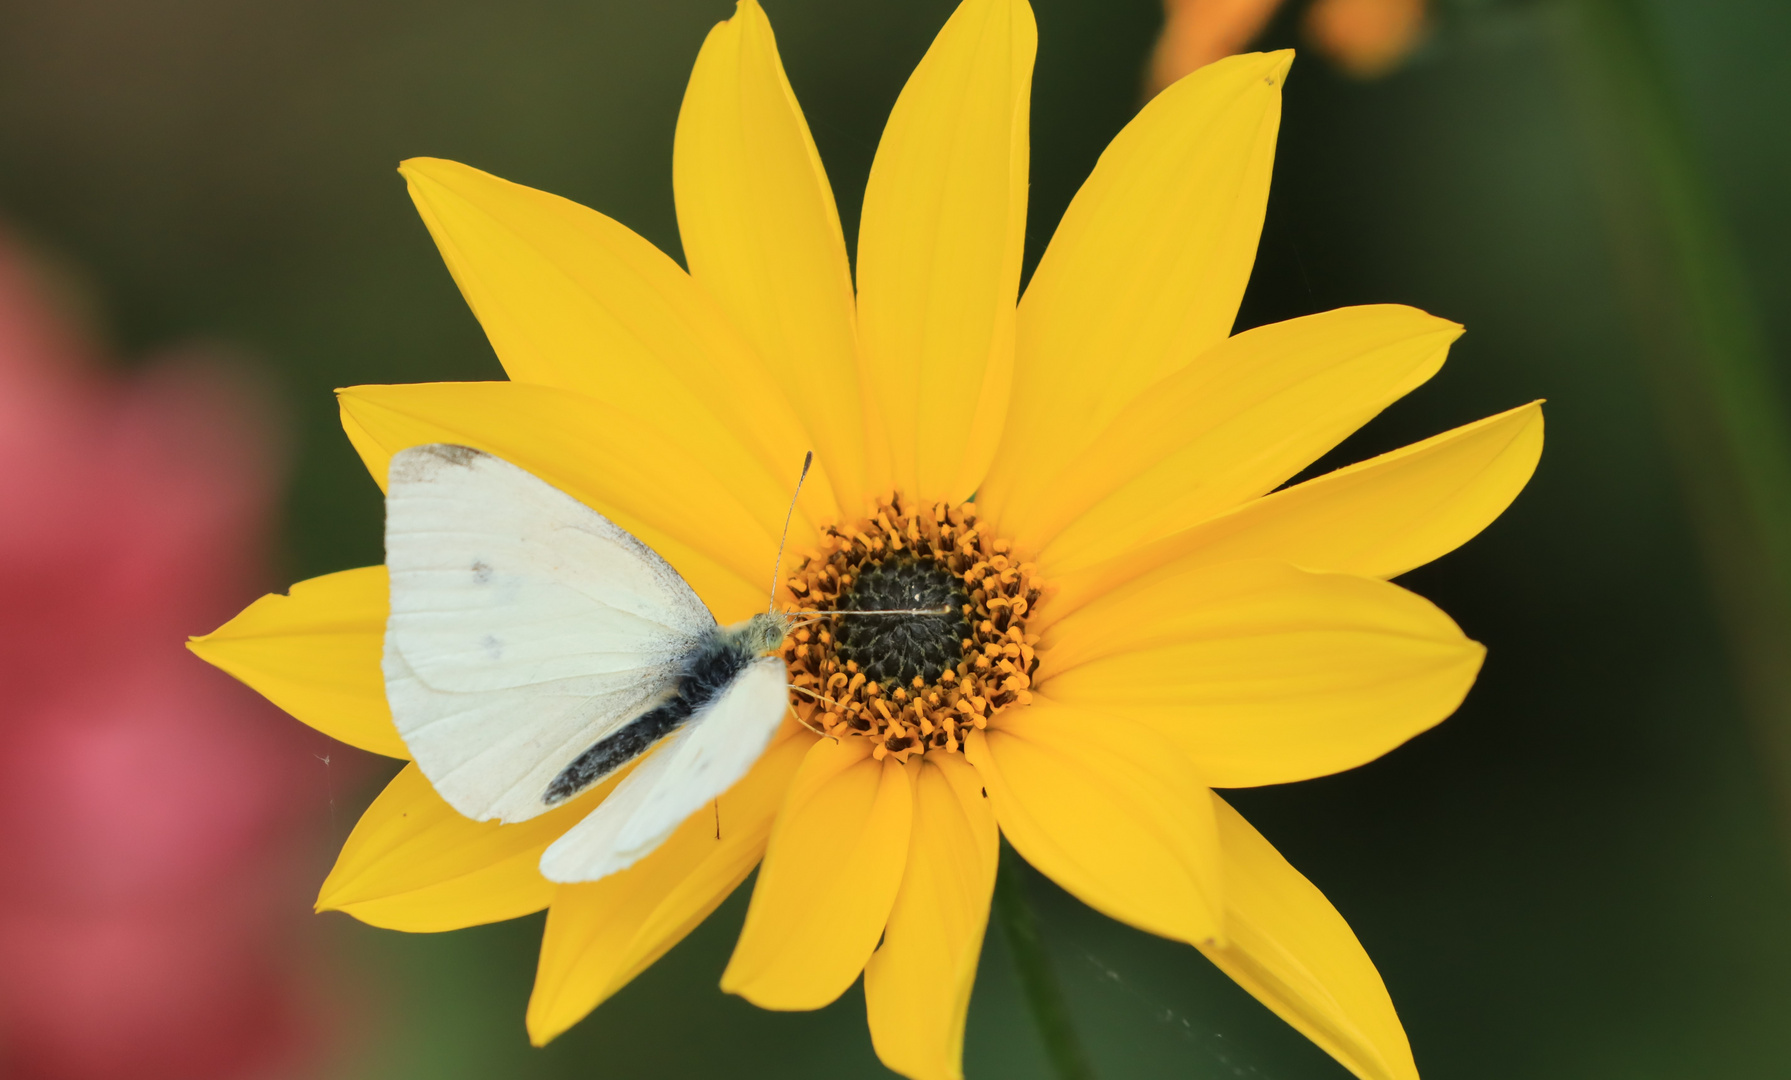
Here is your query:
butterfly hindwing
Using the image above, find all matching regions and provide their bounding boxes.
[383,444,718,824]
[538,655,789,883]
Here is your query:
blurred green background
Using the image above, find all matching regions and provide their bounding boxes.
[3,0,1789,1075]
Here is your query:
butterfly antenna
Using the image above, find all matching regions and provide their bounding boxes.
[770,451,813,613]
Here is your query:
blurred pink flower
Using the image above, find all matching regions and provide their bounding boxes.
[0,235,327,1080]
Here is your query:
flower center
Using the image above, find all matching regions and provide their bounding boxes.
[836,558,971,687]
[781,496,1044,761]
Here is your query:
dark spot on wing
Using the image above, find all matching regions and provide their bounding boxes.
[543,630,753,805]
[480,634,503,660]
[471,559,493,584]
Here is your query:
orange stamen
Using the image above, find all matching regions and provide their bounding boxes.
[778,494,1048,757]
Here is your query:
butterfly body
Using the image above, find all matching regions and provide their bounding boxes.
[543,612,789,805]
[381,443,791,883]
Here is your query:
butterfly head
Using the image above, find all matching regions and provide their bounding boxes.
[735,611,793,657]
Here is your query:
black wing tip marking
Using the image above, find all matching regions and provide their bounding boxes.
[390,443,489,483]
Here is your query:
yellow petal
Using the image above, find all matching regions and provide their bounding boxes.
[721,737,914,1010]
[855,0,1035,503]
[863,755,998,1080]
[1038,560,1482,788]
[1020,305,1461,573]
[338,380,802,625]
[527,732,811,1045]
[964,699,1222,945]
[674,0,867,516]
[188,566,405,759]
[1043,402,1544,624]
[1200,796,1419,1080]
[982,50,1290,535]
[399,156,840,521]
[318,762,612,933]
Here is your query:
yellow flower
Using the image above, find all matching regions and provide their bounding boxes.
[190,1,1541,1077]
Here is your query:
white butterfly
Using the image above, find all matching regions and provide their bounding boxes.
[381,443,793,884]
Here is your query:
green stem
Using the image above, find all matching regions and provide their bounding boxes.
[991,843,1097,1080]
[1554,0,1791,842]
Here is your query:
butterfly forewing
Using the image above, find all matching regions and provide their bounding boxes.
[383,444,718,824]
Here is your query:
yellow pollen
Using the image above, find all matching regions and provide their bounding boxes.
[780,495,1047,761]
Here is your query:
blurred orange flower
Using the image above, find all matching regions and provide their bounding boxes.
[1305,0,1428,77]
[1148,0,1285,95]
[1149,0,1428,93]
[0,236,325,1080]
